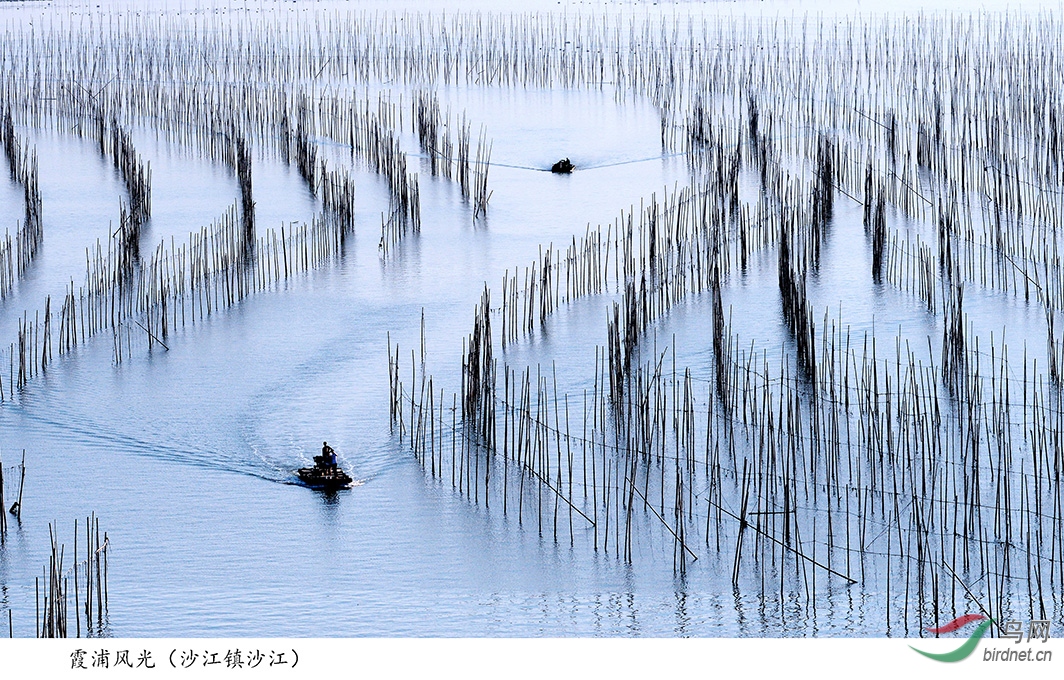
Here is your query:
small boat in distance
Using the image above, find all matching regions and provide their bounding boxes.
[551,157,574,174]
[297,446,353,490]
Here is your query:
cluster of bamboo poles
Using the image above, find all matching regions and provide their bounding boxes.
[0,70,388,394]
[0,107,42,297]
[389,310,609,546]
[3,10,1064,237]
[882,231,937,312]
[497,162,787,351]
[393,290,1064,630]
[301,92,419,253]
[280,104,358,236]
[5,191,345,398]
[35,516,109,638]
[471,129,492,220]
[373,9,1064,628]
[413,90,456,181]
[9,303,53,391]
[235,134,255,245]
[108,206,344,366]
[412,89,492,219]
[671,63,1064,321]
[0,12,522,258]
[99,117,151,230]
[86,116,153,284]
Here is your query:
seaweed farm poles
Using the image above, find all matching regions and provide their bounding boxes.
[410,91,493,218]
[472,128,492,220]
[33,515,110,638]
[389,283,1064,628]
[0,108,43,295]
[98,118,152,234]
[462,286,496,450]
[4,198,352,393]
[235,134,255,249]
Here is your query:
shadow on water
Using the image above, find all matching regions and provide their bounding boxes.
[673,580,691,637]
[317,488,345,506]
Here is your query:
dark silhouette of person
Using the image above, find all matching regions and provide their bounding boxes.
[322,441,337,471]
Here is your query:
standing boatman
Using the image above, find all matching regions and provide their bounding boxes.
[322,441,337,471]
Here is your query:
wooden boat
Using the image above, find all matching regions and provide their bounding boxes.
[297,455,353,490]
[551,157,574,173]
